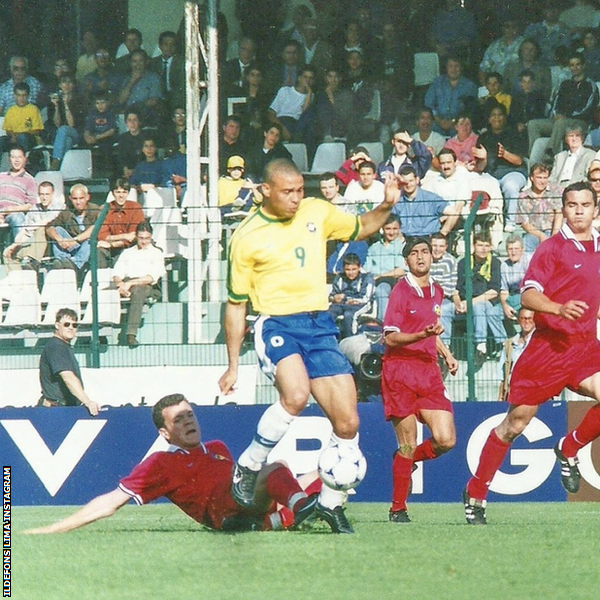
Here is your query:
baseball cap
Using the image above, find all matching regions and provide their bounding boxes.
[227,155,245,170]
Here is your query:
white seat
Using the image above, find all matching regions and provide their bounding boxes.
[529,137,550,165]
[0,271,41,327]
[0,152,9,172]
[34,171,65,205]
[309,142,346,174]
[40,269,80,324]
[357,142,384,165]
[283,143,309,172]
[80,269,121,325]
[414,53,440,87]
[60,149,93,181]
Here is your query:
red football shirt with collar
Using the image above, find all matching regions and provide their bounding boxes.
[119,440,246,529]
[509,225,600,405]
[381,274,452,420]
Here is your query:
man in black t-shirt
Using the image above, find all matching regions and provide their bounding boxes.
[38,308,99,415]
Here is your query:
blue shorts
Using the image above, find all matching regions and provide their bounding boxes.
[254,312,354,380]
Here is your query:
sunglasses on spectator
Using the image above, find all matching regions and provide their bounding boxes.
[61,321,79,328]
[589,178,600,183]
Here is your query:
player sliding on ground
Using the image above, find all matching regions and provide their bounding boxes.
[219,159,400,533]
[382,237,458,523]
[464,182,600,525]
[24,394,320,534]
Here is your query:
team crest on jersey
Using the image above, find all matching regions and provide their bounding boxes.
[212,454,228,461]
[307,222,317,233]
[434,304,441,316]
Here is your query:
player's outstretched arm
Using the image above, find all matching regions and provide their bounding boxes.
[23,489,130,534]
[521,288,588,321]
[218,300,248,394]
[385,322,444,348]
[356,173,399,240]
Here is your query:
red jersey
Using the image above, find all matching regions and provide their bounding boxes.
[383,274,444,361]
[521,225,600,336]
[119,440,241,529]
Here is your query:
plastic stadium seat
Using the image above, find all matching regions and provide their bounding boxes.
[309,142,346,174]
[283,143,309,172]
[80,269,121,325]
[34,170,65,204]
[60,149,93,181]
[529,137,550,166]
[40,269,80,324]
[414,53,439,87]
[0,270,41,327]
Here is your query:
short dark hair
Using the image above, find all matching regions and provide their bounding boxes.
[562,181,597,207]
[38,180,55,191]
[224,114,242,128]
[112,178,131,192]
[485,71,503,85]
[318,171,337,183]
[158,30,177,46]
[152,394,187,429]
[402,236,432,259]
[264,121,283,135]
[437,148,457,161]
[136,220,153,235]
[13,82,30,95]
[398,165,418,178]
[126,28,143,43]
[124,108,141,122]
[55,308,78,323]
[384,214,400,226]
[519,68,536,80]
[343,253,361,266]
[473,232,492,245]
[431,232,448,243]
[529,162,549,176]
[358,161,376,172]
[298,66,315,78]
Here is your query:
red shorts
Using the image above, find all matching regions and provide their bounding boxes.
[508,331,600,406]
[381,357,453,421]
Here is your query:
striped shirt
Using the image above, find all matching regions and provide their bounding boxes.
[429,252,458,299]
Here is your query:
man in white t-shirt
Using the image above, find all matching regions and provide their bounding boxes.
[412,107,446,158]
[343,161,385,214]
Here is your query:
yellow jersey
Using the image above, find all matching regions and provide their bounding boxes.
[228,197,360,315]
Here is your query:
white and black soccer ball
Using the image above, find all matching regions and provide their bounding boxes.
[318,444,367,491]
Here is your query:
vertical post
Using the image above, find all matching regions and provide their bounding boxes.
[462,194,484,401]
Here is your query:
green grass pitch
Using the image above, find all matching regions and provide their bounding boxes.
[13,502,600,600]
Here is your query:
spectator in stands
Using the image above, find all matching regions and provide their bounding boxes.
[237,65,272,146]
[504,39,552,101]
[328,253,375,339]
[268,65,316,145]
[0,56,42,114]
[2,181,62,271]
[0,146,37,242]
[477,104,527,232]
[477,72,512,128]
[344,161,384,213]
[82,47,124,108]
[412,107,446,159]
[528,52,599,155]
[116,109,144,179]
[429,232,457,347]
[378,20,413,110]
[160,107,186,157]
[580,28,600,82]
[335,146,371,186]
[129,134,164,191]
[38,307,100,414]
[221,37,256,97]
[422,149,470,217]
[559,0,600,36]
[265,39,304,94]
[46,74,85,171]
[429,0,477,63]
[82,91,118,156]
[149,30,184,112]
[244,122,292,182]
[391,165,461,239]
[377,129,431,180]
[315,66,354,142]
[75,30,99,83]
[444,113,486,171]
[549,125,596,188]
[297,16,333,77]
[46,58,72,95]
[508,70,547,148]
[118,49,164,128]
[97,179,145,269]
[497,308,535,401]
[524,4,570,65]
[219,115,245,175]
[0,82,44,153]
[499,234,530,327]
[113,221,166,348]
[364,214,406,321]
[45,183,101,273]
[516,162,562,252]
[424,56,478,137]
[478,19,524,84]
[318,171,347,210]
[115,29,144,74]
[453,233,506,365]
[218,155,262,215]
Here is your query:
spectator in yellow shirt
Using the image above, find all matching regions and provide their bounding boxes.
[0,82,44,153]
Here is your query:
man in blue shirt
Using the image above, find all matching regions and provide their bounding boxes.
[391,165,461,238]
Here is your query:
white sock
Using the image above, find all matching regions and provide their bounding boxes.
[238,401,295,470]
[476,342,487,354]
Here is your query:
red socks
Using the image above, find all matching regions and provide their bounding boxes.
[265,465,303,507]
[467,429,511,500]
[562,404,600,458]
[391,452,413,511]
[413,438,439,462]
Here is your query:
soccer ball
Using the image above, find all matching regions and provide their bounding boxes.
[318,444,367,491]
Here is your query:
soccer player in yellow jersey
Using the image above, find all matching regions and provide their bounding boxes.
[219,158,400,533]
